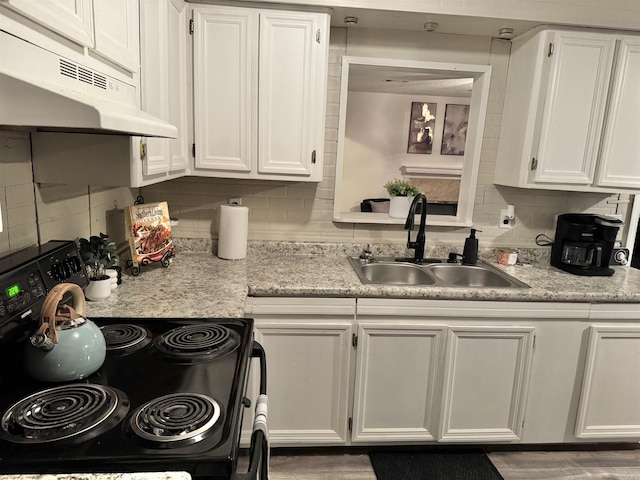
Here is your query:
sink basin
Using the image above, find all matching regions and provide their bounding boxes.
[348,257,529,288]
[359,262,437,285]
[426,264,523,288]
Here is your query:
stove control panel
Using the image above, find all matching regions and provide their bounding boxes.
[0,267,46,318]
[0,240,88,338]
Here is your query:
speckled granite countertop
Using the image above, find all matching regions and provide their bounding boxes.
[85,241,640,319]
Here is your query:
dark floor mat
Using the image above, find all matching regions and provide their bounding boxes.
[369,449,504,480]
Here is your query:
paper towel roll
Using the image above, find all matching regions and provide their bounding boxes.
[217,204,249,260]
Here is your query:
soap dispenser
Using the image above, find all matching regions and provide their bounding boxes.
[462,228,481,265]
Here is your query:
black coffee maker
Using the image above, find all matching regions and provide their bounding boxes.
[550,213,624,276]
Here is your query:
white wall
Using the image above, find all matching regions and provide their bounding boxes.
[340,91,468,213]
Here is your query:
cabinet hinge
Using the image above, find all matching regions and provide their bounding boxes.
[348,417,353,431]
[139,140,147,160]
[316,29,320,44]
[533,334,536,350]
[311,150,317,164]
[189,19,194,35]
[352,333,358,348]
[192,143,196,157]
[530,157,538,171]
[548,42,554,57]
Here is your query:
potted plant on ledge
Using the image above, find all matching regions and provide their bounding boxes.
[78,233,118,302]
[384,179,422,219]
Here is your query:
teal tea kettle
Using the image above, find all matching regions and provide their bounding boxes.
[25,283,106,382]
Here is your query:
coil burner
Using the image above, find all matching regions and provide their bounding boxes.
[129,393,221,447]
[153,324,240,362]
[0,384,129,444]
[101,324,152,354]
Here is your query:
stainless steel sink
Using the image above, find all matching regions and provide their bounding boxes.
[359,263,437,285]
[348,257,529,288]
[426,264,527,288]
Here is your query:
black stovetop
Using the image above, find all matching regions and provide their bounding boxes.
[0,317,254,479]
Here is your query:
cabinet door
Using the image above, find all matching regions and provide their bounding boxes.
[439,326,535,442]
[193,6,255,174]
[534,31,615,185]
[257,11,327,178]
[595,37,640,189]
[352,323,446,443]
[2,0,94,46]
[139,0,188,183]
[575,325,640,439]
[93,0,140,73]
[252,321,353,446]
[140,0,170,175]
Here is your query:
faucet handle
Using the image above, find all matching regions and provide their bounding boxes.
[447,252,463,263]
[359,244,375,262]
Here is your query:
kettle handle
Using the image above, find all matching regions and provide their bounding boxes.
[38,283,86,344]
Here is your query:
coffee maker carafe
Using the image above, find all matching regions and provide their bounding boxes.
[550,213,623,276]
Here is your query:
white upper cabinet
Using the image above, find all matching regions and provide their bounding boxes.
[192,6,254,173]
[594,37,640,189]
[191,4,329,182]
[93,0,140,73]
[138,0,188,185]
[1,0,94,47]
[495,27,640,193]
[1,0,140,75]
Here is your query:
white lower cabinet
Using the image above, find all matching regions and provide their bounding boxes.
[352,323,446,443]
[438,326,535,442]
[243,298,355,446]
[355,300,536,444]
[574,305,640,440]
[244,297,640,447]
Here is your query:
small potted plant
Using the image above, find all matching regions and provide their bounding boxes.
[78,233,118,301]
[384,179,422,218]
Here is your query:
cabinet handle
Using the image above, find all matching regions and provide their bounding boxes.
[548,42,554,57]
[530,157,538,171]
[311,150,316,164]
[316,29,320,44]
[139,141,147,160]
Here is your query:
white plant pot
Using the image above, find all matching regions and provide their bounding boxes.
[389,196,414,219]
[84,277,112,302]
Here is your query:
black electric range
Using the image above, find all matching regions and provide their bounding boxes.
[0,241,268,480]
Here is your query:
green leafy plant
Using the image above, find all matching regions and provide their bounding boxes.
[78,233,118,280]
[384,179,422,197]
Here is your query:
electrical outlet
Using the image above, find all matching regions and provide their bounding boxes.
[499,209,513,229]
[228,198,242,205]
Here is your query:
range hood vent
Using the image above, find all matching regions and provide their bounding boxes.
[0,30,177,138]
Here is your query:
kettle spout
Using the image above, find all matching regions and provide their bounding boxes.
[30,332,55,351]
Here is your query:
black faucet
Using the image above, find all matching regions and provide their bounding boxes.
[404,194,427,263]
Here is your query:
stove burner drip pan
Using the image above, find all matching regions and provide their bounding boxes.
[153,324,240,362]
[0,384,129,444]
[101,324,152,353]
[130,393,221,447]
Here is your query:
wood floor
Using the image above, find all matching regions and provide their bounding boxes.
[251,447,640,480]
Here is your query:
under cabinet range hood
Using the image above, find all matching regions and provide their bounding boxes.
[0,31,177,138]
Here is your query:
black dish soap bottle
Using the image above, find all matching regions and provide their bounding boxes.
[462,228,481,265]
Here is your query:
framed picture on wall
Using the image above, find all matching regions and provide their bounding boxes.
[441,104,469,155]
[407,102,437,154]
